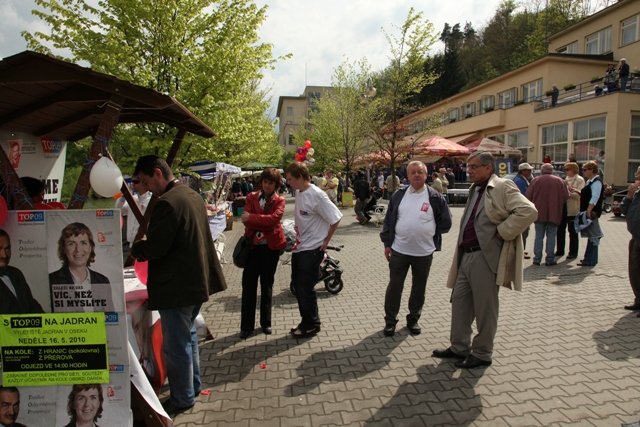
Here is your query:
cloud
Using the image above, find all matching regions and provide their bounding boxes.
[0,0,503,118]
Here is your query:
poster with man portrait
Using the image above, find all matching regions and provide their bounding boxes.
[0,209,131,426]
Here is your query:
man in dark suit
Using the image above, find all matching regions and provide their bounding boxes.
[0,229,44,314]
[130,155,227,415]
[0,387,26,427]
[433,152,537,368]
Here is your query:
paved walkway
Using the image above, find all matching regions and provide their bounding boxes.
[176,198,640,426]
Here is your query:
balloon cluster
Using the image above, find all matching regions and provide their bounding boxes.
[294,140,315,164]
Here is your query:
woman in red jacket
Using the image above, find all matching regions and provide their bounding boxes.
[239,168,287,338]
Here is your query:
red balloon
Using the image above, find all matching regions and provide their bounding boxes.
[134,260,148,285]
[0,196,7,226]
[304,140,312,149]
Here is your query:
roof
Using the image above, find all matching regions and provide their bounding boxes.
[0,51,215,141]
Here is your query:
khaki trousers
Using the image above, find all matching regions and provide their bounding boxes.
[450,250,499,361]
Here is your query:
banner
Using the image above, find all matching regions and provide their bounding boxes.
[0,131,67,203]
[0,209,130,426]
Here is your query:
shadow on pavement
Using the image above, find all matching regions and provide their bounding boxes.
[199,334,309,389]
[593,312,640,360]
[365,361,484,426]
[285,331,408,397]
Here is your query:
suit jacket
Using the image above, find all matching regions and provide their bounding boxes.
[0,266,44,314]
[131,182,227,310]
[243,190,287,251]
[49,265,110,285]
[447,175,537,291]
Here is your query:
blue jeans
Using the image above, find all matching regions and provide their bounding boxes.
[583,238,599,266]
[159,303,202,407]
[534,222,558,264]
[291,249,324,329]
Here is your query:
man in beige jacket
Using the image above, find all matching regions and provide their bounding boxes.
[433,151,537,368]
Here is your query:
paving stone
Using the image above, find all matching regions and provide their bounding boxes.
[172,203,640,426]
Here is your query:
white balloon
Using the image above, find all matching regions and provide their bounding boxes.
[90,156,124,197]
[307,148,315,156]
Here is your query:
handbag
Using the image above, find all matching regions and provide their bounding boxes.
[232,236,251,268]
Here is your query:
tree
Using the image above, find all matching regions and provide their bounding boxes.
[23,0,283,175]
[369,7,438,175]
[307,59,375,185]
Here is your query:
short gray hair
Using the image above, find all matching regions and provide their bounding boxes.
[467,151,495,172]
[407,160,427,172]
[541,163,554,174]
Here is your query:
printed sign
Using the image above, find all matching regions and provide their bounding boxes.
[0,313,108,386]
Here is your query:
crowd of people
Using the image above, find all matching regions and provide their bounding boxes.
[3,149,639,421]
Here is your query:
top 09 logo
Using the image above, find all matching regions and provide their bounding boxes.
[17,211,45,222]
[96,210,114,217]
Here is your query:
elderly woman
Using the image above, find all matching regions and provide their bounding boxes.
[64,384,104,427]
[49,223,110,286]
[556,162,585,259]
[239,168,287,339]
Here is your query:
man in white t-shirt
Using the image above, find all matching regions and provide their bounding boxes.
[380,161,452,337]
[285,162,342,338]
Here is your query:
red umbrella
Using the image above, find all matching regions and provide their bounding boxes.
[413,136,470,157]
[465,138,521,156]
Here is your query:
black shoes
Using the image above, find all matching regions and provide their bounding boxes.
[407,323,421,335]
[624,303,640,311]
[383,324,396,336]
[432,348,466,360]
[239,330,253,340]
[455,354,492,369]
[162,399,194,417]
[566,254,577,260]
[545,261,557,266]
[290,325,320,338]
[261,326,272,335]
[532,261,541,265]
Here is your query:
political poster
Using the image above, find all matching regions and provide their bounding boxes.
[0,131,67,203]
[0,209,131,426]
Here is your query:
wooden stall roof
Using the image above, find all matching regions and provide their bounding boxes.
[0,50,215,140]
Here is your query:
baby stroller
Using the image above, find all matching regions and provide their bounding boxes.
[289,245,344,296]
[282,220,344,296]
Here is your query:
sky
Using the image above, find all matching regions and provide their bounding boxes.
[0,0,504,118]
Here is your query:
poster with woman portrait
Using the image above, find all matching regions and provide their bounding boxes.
[46,210,124,313]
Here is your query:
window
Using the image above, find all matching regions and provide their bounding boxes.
[621,15,639,46]
[630,115,640,182]
[447,108,460,122]
[481,95,495,112]
[498,88,516,108]
[463,102,476,117]
[585,27,612,54]
[573,117,605,162]
[522,79,543,102]
[489,134,505,143]
[508,130,529,161]
[286,106,293,116]
[557,41,578,54]
[542,123,568,163]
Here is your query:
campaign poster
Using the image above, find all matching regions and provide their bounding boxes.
[0,209,132,426]
[46,210,124,313]
[0,131,67,203]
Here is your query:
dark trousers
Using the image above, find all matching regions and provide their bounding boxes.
[630,238,640,304]
[557,215,578,256]
[384,250,433,326]
[241,245,280,332]
[291,249,324,329]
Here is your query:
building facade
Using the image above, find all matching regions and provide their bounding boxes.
[397,0,639,186]
[276,85,333,152]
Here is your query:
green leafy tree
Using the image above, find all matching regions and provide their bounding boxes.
[23,0,283,176]
[370,7,438,175]
[307,59,375,185]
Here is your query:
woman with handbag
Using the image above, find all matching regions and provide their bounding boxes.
[239,168,287,339]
